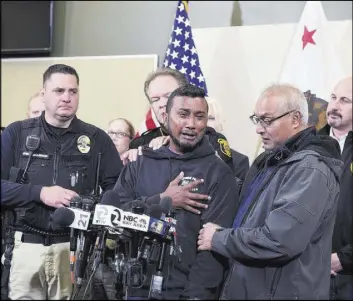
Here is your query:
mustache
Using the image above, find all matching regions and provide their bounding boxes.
[181,131,197,135]
[328,111,342,118]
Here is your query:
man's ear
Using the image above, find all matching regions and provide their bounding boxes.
[40,88,45,100]
[161,112,168,124]
[292,111,302,128]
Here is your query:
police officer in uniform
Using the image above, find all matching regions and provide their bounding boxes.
[124,68,235,174]
[1,64,122,300]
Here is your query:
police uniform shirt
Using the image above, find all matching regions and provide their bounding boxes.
[1,112,123,206]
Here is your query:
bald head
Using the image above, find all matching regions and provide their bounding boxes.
[327,76,352,133]
[27,93,45,118]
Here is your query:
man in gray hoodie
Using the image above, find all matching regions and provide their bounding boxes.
[197,83,343,300]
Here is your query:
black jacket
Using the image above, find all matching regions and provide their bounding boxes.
[114,136,239,299]
[129,126,235,173]
[214,127,342,299]
[318,124,353,274]
[1,112,122,232]
[231,149,249,182]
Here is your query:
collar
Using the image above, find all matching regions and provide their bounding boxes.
[262,126,317,167]
[40,111,82,135]
[329,127,349,141]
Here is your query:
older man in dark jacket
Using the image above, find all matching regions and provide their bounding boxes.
[198,83,343,299]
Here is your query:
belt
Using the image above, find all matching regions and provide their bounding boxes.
[21,233,70,246]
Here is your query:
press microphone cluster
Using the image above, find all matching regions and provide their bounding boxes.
[53,194,97,289]
[52,190,177,299]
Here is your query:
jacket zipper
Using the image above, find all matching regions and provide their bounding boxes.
[269,268,282,299]
[221,165,283,298]
[53,145,60,184]
[240,166,280,226]
[50,144,60,231]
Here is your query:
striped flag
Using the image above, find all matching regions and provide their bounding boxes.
[137,0,207,136]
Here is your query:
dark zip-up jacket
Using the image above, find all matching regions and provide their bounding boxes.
[114,136,239,299]
[212,127,343,299]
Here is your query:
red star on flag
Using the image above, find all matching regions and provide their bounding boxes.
[302,26,316,49]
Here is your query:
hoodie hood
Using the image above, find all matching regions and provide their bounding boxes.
[257,127,342,180]
[141,135,216,161]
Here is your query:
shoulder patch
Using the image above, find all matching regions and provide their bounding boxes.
[217,138,232,158]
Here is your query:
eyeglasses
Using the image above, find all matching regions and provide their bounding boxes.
[107,131,131,139]
[249,110,297,127]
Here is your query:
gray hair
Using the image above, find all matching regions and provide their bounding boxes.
[259,83,309,125]
[143,68,188,101]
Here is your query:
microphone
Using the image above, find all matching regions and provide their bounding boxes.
[101,189,121,206]
[148,199,173,300]
[159,196,173,215]
[92,190,121,269]
[76,197,97,287]
[91,195,174,239]
[52,201,94,286]
[52,206,92,230]
[69,196,83,283]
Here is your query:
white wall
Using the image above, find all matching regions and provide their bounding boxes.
[52,1,352,63]
[192,20,352,162]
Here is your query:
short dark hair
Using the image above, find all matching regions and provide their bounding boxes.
[166,84,208,114]
[144,68,188,101]
[43,64,80,86]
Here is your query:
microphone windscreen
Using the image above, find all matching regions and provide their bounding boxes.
[160,196,173,214]
[81,196,95,211]
[70,195,83,208]
[52,207,75,227]
[148,204,163,219]
[101,190,120,207]
[131,200,147,215]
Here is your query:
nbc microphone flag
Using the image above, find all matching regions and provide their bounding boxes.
[137,0,208,136]
[279,0,344,130]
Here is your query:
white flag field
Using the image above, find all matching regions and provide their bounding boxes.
[279,0,345,129]
[255,1,346,156]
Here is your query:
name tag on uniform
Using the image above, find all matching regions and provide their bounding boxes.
[22,152,50,159]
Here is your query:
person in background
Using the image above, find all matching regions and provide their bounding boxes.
[124,68,236,175]
[27,91,45,118]
[107,118,135,159]
[197,83,342,299]
[318,76,352,300]
[207,97,250,182]
[114,84,239,299]
[1,64,122,300]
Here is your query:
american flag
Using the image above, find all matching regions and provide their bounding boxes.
[137,0,208,136]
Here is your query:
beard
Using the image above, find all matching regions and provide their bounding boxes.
[327,111,343,127]
[168,124,206,153]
